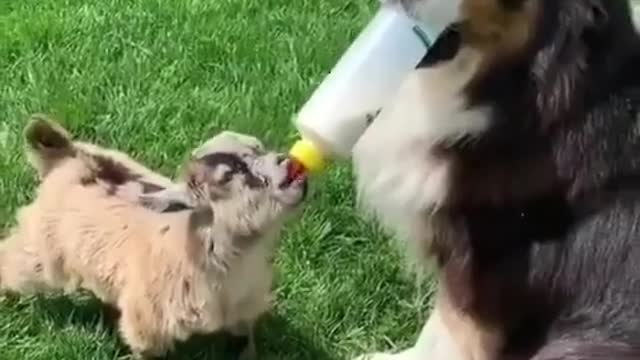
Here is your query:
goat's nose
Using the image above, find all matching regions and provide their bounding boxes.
[276,153,287,165]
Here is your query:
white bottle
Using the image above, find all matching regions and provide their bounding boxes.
[289,0,461,174]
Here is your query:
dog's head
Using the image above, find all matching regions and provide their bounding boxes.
[354,0,640,262]
[460,0,637,127]
[441,0,638,203]
[401,0,636,125]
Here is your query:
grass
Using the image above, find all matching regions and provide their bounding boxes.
[0,0,435,359]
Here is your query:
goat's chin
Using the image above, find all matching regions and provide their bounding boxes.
[352,48,490,266]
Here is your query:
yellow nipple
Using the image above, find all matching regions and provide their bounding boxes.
[289,138,326,174]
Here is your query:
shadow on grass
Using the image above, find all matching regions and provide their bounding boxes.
[26,294,337,360]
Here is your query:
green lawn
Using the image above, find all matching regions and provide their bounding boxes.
[0,0,434,359]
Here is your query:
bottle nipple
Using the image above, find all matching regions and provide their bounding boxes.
[288,138,326,174]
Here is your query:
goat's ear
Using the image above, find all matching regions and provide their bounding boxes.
[532,1,607,127]
[138,185,195,212]
[24,114,76,178]
[185,204,216,263]
[139,160,216,212]
[183,158,233,200]
[192,130,264,159]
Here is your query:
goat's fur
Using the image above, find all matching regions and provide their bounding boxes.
[1,115,307,359]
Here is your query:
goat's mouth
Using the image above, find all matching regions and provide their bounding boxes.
[279,169,307,189]
[281,174,308,200]
[273,158,309,205]
[249,154,309,205]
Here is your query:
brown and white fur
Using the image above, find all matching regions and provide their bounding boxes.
[0,115,307,359]
[353,0,640,360]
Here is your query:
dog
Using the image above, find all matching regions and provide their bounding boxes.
[352,0,640,359]
[0,115,308,359]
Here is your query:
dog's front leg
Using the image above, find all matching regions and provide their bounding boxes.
[354,288,504,360]
[353,305,467,360]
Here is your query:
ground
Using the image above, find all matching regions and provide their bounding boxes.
[0,0,434,359]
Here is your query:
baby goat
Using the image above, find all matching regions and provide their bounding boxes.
[0,115,307,359]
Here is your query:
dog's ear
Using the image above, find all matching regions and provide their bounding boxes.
[532,0,607,128]
[138,185,195,212]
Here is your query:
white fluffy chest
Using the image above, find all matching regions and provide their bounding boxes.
[352,47,491,241]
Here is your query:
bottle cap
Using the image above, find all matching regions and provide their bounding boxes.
[289,138,326,174]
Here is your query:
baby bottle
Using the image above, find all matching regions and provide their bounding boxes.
[288,0,461,175]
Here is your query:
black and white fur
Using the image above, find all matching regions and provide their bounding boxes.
[353,0,640,359]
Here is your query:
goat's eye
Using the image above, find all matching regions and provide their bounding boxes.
[260,174,269,186]
[250,145,265,155]
[218,170,234,184]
